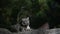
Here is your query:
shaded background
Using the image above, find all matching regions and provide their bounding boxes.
[0,0,60,30]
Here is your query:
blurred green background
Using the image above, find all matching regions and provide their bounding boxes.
[0,0,60,29]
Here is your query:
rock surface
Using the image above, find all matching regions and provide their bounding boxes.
[0,28,60,34]
[0,28,12,34]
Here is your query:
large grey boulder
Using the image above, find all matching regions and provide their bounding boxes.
[0,28,12,34]
[48,28,60,34]
[12,28,60,34]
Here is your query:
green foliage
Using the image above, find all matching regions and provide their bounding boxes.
[0,0,60,29]
[0,0,32,28]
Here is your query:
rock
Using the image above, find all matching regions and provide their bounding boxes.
[0,28,12,34]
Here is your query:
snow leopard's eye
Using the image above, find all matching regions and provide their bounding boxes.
[22,21,26,25]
